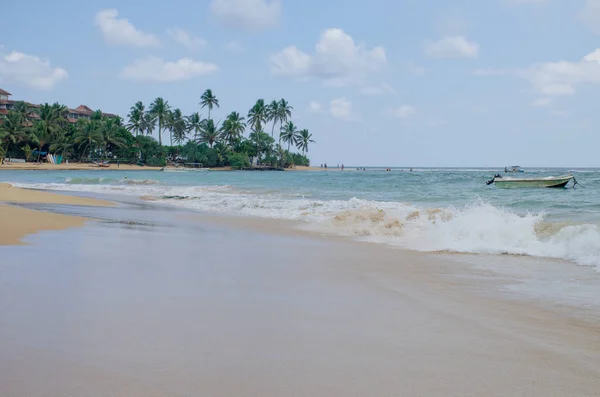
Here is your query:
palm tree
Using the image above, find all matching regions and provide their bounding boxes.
[296,129,315,155]
[280,121,299,152]
[30,122,52,162]
[142,112,157,137]
[49,130,74,160]
[13,101,32,124]
[200,89,219,120]
[248,99,267,163]
[213,142,230,166]
[267,100,280,139]
[277,99,293,133]
[221,111,246,149]
[185,112,202,141]
[36,103,61,140]
[0,111,27,160]
[198,118,221,148]
[148,97,170,146]
[126,101,145,137]
[98,118,126,159]
[73,120,103,160]
[170,109,187,145]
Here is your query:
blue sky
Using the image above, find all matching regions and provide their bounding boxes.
[1,0,600,167]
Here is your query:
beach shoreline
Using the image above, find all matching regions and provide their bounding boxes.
[0,185,599,395]
[0,183,114,245]
[0,162,162,171]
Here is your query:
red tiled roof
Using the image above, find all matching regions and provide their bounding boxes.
[0,88,11,96]
[0,109,8,115]
[76,104,94,112]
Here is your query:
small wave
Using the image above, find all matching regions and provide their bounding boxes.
[122,179,159,185]
[12,182,600,269]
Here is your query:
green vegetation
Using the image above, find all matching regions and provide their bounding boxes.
[0,90,314,168]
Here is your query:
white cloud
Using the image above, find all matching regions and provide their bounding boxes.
[474,68,508,76]
[407,62,426,75]
[530,97,552,107]
[95,9,160,47]
[225,40,245,53]
[579,0,600,35]
[330,97,352,120]
[387,105,416,119]
[210,0,281,31]
[0,51,67,90]
[521,49,600,96]
[120,57,218,83]
[360,84,396,95]
[270,28,388,89]
[167,28,206,51]
[424,36,479,59]
[306,101,323,114]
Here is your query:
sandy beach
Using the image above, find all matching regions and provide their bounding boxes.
[0,187,599,396]
[0,183,113,245]
[0,162,162,171]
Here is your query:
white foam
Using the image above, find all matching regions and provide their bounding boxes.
[13,182,600,270]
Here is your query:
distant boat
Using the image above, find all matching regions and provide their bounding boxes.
[488,174,574,188]
[505,165,524,173]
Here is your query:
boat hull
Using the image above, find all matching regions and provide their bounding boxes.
[493,175,573,188]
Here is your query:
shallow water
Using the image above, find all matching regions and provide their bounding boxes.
[2,167,600,270]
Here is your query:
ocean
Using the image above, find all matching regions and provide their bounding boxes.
[2,167,600,272]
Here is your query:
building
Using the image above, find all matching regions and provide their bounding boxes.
[0,88,117,122]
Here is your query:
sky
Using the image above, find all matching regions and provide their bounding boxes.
[1,0,600,167]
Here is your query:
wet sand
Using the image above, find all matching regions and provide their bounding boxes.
[0,162,161,171]
[0,200,599,396]
[0,183,114,245]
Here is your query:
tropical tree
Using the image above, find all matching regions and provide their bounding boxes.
[21,144,34,162]
[49,131,74,160]
[200,89,219,120]
[185,112,202,141]
[73,120,103,160]
[0,111,27,160]
[277,99,293,133]
[98,118,126,159]
[248,99,267,162]
[213,142,230,166]
[13,101,32,124]
[267,100,280,139]
[221,111,246,149]
[36,103,61,141]
[30,121,53,162]
[198,118,221,148]
[126,101,145,137]
[169,109,187,145]
[296,129,315,155]
[142,112,156,137]
[280,121,299,152]
[148,97,170,146]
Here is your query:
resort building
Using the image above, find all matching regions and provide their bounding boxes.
[0,88,117,121]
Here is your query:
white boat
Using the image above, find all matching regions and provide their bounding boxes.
[488,174,574,188]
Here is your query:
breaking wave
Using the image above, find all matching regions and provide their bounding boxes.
[65,177,158,185]
[13,182,600,270]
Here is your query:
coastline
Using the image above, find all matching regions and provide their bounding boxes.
[0,183,113,245]
[0,186,599,395]
[0,162,162,171]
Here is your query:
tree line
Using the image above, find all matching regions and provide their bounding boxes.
[0,89,315,169]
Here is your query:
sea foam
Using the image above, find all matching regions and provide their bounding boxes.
[13,182,600,270]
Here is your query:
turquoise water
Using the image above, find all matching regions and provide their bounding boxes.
[2,168,598,220]
[2,168,600,269]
